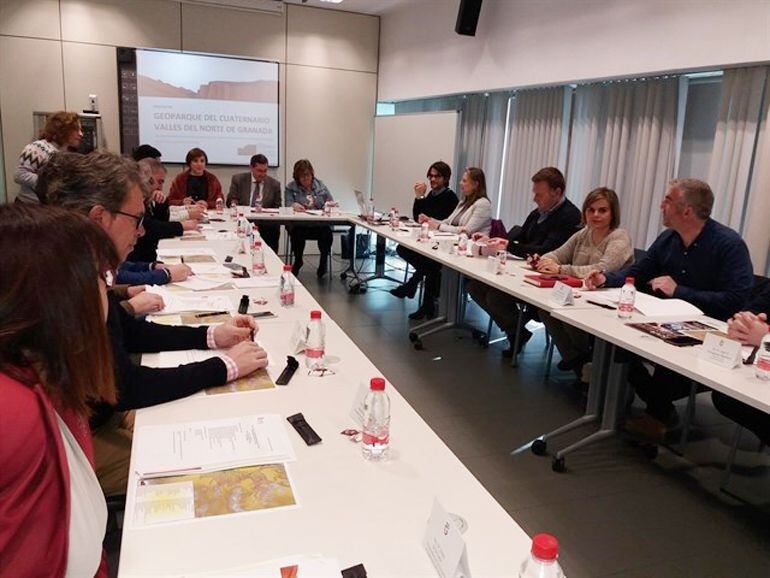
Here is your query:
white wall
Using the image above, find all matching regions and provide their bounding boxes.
[0,0,379,206]
[378,0,770,101]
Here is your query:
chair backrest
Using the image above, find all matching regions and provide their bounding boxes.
[489,219,507,239]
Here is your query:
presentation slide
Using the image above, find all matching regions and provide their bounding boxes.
[136,50,279,166]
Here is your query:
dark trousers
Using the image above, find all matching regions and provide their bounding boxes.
[628,362,698,422]
[258,223,280,255]
[712,391,770,445]
[289,225,332,271]
[466,280,535,338]
[397,245,441,302]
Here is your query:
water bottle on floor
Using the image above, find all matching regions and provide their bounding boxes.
[755,333,770,380]
[519,534,566,578]
[362,377,390,461]
[280,264,295,307]
[617,276,636,319]
[305,310,326,369]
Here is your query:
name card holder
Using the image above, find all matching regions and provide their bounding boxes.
[423,498,471,578]
[698,333,742,369]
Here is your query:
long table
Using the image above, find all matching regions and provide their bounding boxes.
[118,218,532,576]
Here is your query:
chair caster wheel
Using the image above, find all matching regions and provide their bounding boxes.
[552,457,566,472]
[408,332,418,343]
[531,439,547,456]
[339,272,347,280]
[642,444,659,459]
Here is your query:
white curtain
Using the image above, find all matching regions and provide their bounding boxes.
[567,78,679,248]
[741,69,770,274]
[707,66,768,231]
[457,92,512,212]
[499,87,568,227]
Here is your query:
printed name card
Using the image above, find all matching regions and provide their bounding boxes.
[551,281,574,306]
[423,498,471,578]
[349,381,370,426]
[698,333,742,369]
[289,320,307,355]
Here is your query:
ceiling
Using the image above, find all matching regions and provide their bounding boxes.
[281,0,407,15]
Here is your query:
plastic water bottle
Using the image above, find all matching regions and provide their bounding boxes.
[229,200,238,219]
[254,199,263,213]
[420,221,430,241]
[305,310,326,369]
[279,264,295,307]
[215,196,224,214]
[389,207,399,229]
[251,225,261,248]
[251,241,266,275]
[519,534,566,578]
[618,276,636,319]
[755,332,770,380]
[362,377,391,461]
[237,217,246,238]
[457,232,468,254]
[323,201,332,216]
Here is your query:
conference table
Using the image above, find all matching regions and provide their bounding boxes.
[118,217,533,577]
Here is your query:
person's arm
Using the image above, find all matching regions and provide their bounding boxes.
[439,199,491,235]
[13,144,41,190]
[673,238,754,320]
[284,185,296,207]
[317,180,333,205]
[116,263,170,286]
[227,176,240,206]
[167,174,185,206]
[115,297,208,353]
[562,229,634,279]
[541,230,581,267]
[603,234,666,288]
[143,215,183,240]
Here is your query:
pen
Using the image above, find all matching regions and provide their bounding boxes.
[194,310,230,318]
[586,299,616,310]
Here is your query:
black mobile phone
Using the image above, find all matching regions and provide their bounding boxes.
[224,255,234,263]
[666,335,702,347]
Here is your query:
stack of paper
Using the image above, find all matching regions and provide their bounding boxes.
[133,414,296,479]
[588,288,704,317]
[157,247,218,260]
[145,286,233,314]
[172,277,234,291]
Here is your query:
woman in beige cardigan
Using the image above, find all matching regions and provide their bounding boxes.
[409,168,492,320]
[537,187,633,385]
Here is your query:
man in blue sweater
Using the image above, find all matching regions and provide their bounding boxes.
[586,178,753,439]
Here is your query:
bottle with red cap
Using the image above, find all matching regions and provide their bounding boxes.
[617,276,636,319]
[305,310,326,369]
[362,377,391,461]
[519,533,566,577]
[251,240,266,275]
[279,264,295,307]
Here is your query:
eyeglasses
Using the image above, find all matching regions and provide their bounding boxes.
[113,210,145,229]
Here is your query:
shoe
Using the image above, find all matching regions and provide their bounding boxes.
[390,278,419,299]
[623,413,677,442]
[408,300,436,320]
[502,328,533,358]
[316,256,328,279]
[292,262,302,276]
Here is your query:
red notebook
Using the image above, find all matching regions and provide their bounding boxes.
[523,274,583,288]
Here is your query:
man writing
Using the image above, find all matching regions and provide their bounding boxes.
[586,178,753,440]
[227,154,282,253]
[467,167,581,357]
[40,151,269,497]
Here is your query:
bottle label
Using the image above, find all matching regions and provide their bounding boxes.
[306,347,324,359]
[362,431,389,446]
[756,357,770,371]
[280,291,295,306]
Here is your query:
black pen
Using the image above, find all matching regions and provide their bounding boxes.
[194,310,229,318]
[586,299,616,310]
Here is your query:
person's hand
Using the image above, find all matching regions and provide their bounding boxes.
[417,213,430,224]
[472,233,489,242]
[158,263,192,282]
[150,189,165,204]
[126,285,146,298]
[536,257,559,274]
[195,200,208,210]
[292,202,306,212]
[584,270,606,290]
[213,314,258,348]
[526,253,541,268]
[182,197,194,206]
[181,220,199,231]
[225,341,269,378]
[187,205,205,220]
[728,312,769,346]
[427,218,440,231]
[414,182,428,198]
[128,292,165,315]
[649,275,677,297]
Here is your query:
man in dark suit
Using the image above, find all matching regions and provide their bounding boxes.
[467,167,582,357]
[227,154,282,253]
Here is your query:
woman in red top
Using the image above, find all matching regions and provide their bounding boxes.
[167,147,223,209]
[0,204,119,578]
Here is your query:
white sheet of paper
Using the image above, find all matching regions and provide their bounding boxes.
[144,287,232,314]
[588,289,703,317]
[153,347,280,383]
[133,481,195,526]
[187,263,233,276]
[698,333,742,369]
[171,277,234,291]
[423,498,471,578]
[233,276,281,289]
[157,247,217,259]
[133,414,296,478]
[305,209,324,216]
[550,281,574,306]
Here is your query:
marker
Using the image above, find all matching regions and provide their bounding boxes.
[194,310,229,318]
